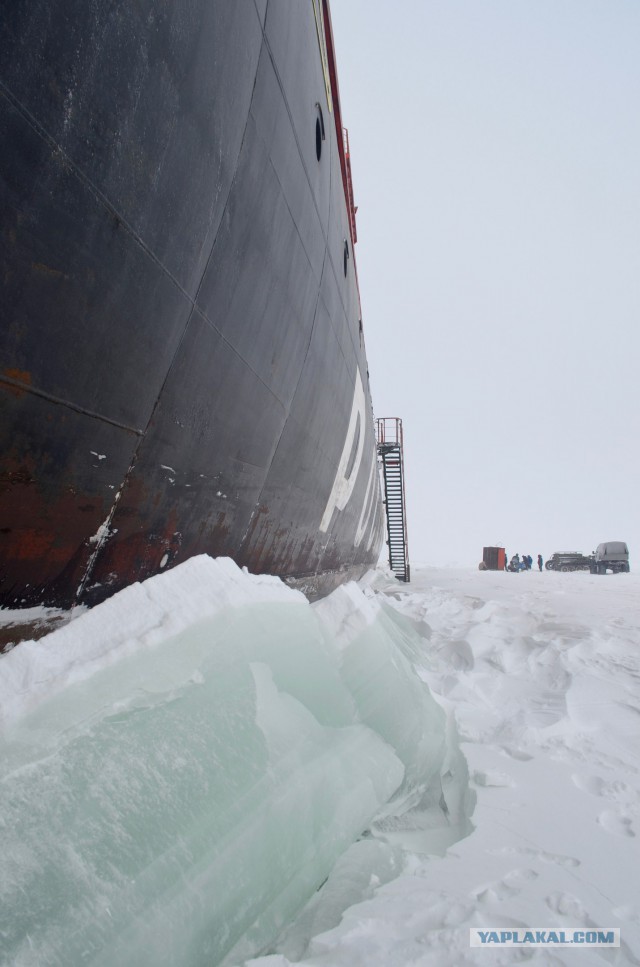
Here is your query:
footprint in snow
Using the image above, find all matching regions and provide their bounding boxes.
[613,902,640,923]
[571,773,635,804]
[596,809,635,837]
[473,868,539,904]
[545,891,588,919]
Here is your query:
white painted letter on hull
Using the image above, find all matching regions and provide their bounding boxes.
[354,453,378,548]
[319,369,366,533]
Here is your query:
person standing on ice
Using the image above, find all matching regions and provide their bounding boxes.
[537,554,543,571]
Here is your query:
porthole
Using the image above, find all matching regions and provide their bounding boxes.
[343,239,349,277]
[315,103,325,161]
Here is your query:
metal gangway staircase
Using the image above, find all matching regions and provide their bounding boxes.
[376,418,410,582]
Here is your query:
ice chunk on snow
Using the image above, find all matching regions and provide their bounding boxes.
[273,838,404,962]
[0,557,448,966]
[0,556,304,730]
[315,584,446,813]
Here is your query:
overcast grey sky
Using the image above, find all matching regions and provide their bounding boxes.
[331,0,640,567]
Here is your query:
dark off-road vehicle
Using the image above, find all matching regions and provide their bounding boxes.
[545,552,594,572]
[590,542,630,575]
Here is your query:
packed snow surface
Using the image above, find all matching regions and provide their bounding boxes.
[1,559,639,965]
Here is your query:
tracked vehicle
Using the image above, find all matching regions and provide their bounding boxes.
[545,552,593,572]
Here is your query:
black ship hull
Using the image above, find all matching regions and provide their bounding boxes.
[0,0,384,608]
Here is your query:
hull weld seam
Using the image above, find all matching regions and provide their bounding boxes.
[0,375,144,436]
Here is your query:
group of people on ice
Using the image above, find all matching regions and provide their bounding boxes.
[507,553,543,572]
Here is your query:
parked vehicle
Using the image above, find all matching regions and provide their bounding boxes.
[590,542,630,574]
[545,552,594,572]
